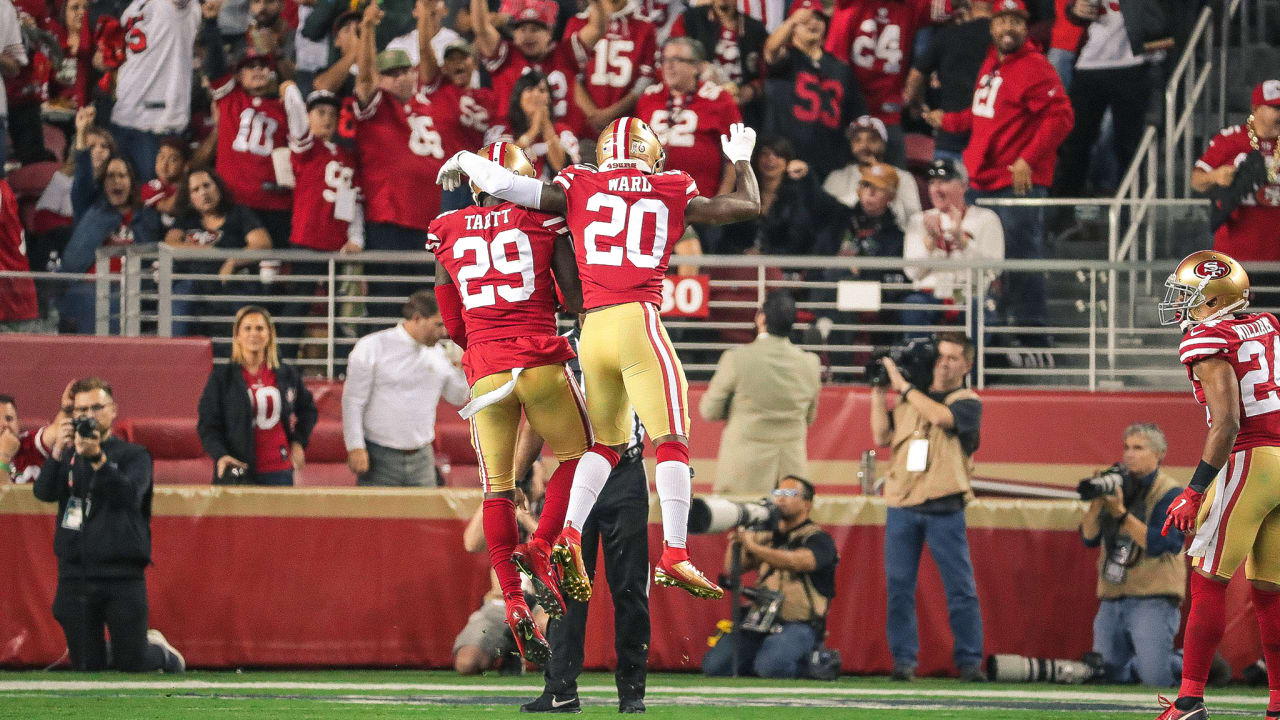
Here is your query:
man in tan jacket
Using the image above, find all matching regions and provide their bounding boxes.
[701,291,821,495]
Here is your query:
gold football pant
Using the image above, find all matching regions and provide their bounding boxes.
[579,302,690,446]
[468,364,592,493]
[1191,445,1280,583]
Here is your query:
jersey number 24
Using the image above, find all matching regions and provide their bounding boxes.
[1239,338,1280,417]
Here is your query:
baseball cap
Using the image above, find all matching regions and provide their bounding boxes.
[846,115,888,143]
[1253,80,1280,108]
[306,89,341,111]
[788,0,828,20]
[376,49,414,74]
[926,158,967,184]
[443,40,473,58]
[992,0,1029,19]
[235,47,277,71]
[510,0,556,28]
[860,162,899,192]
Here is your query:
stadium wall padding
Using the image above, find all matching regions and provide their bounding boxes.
[0,486,1261,676]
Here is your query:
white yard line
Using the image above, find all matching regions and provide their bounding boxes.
[0,679,1265,707]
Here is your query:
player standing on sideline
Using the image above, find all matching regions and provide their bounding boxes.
[1156,249,1280,720]
[437,117,760,600]
[427,142,592,664]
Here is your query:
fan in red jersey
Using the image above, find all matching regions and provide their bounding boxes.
[438,116,761,600]
[0,392,66,484]
[0,179,37,326]
[282,83,364,254]
[564,0,659,136]
[427,141,590,665]
[471,0,579,127]
[484,71,582,181]
[1155,250,1280,720]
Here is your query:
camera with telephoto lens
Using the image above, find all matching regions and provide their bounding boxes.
[72,416,99,438]
[1077,463,1128,501]
[986,653,1104,684]
[866,337,937,389]
[687,496,780,535]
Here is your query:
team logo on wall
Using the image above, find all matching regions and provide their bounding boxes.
[1195,260,1231,279]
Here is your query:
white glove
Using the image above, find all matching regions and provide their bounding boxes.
[436,151,470,191]
[720,122,756,164]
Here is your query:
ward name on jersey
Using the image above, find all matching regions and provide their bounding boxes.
[1180,312,1280,451]
[552,164,699,309]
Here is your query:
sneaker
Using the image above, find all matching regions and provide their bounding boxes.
[891,663,915,682]
[551,526,592,603]
[520,690,582,713]
[513,538,566,618]
[146,629,185,673]
[505,600,552,666]
[654,543,723,599]
[958,664,986,682]
[1155,695,1207,720]
[619,697,646,713]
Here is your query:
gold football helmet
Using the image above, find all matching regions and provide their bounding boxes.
[1158,250,1250,327]
[596,117,665,174]
[472,141,537,203]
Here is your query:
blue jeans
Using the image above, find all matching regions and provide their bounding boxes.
[885,506,984,670]
[974,185,1049,330]
[1093,596,1182,686]
[109,123,162,181]
[1047,48,1077,92]
[250,470,294,486]
[702,622,818,678]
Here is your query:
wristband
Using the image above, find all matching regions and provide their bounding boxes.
[0,461,12,474]
[900,385,913,399]
[1189,460,1221,493]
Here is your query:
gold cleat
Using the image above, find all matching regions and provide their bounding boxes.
[551,527,592,603]
[654,552,724,600]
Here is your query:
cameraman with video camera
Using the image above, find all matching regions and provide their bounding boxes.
[1078,423,1188,687]
[869,331,985,682]
[33,377,184,672]
[702,476,839,679]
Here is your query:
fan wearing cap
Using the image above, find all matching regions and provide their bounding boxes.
[832,161,907,290]
[904,0,993,164]
[761,0,867,181]
[823,0,950,164]
[824,114,921,232]
[472,0,580,127]
[203,5,293,248]
[924,0,1071,335]
[281,81,364,254]
[565,0,660,136]
[902,159,1004,337]
[1191,80,1280,265]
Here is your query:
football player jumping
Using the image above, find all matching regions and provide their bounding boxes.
[438,117,760,600]
[1156,250,1280,720]
[428,142,593,665]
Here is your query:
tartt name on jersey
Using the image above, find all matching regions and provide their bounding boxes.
[1232,315,1276,340]
[465,208,515,230]
[608,176,654,193]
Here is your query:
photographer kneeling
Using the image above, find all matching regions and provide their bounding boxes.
[1079,423,1186,687]
[33,378,184,672]
[702,476,839,678]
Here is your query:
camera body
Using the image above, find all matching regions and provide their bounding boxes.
[1077,463,1128,501]
[867,336,938,389]
[72,416,99,438]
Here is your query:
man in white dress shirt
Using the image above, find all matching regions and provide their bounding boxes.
[342,291,470,486]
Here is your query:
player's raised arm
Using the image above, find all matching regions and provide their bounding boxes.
[686,123,761,225]
[436,152,569,214]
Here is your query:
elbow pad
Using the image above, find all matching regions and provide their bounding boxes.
[434,283,468,349]
[457,152,544,207]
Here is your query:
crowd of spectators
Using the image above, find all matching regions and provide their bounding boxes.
[0,0,1210,349]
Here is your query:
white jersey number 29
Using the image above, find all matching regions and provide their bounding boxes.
[453,230,536,309]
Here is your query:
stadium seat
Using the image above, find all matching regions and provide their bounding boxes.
[42,123,67,163]
[904,132,935,171]
[8,161,59,201]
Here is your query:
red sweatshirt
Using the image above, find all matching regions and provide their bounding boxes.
[941,43,1074,191]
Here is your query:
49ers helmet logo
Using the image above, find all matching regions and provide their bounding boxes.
[1195,260,1231,279]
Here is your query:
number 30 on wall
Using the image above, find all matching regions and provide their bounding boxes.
[661,276,709,318]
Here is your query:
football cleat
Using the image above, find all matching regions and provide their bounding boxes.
[505,599,551,666]
[1154,695,1207,720]
[654,543,723,599]
[551,526,592,603]
[1159,249,1250,327]
[596,117,665,174]
[512,537,566,619]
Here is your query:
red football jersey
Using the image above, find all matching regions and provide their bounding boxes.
[11,427,51,484]
[426,202,575,383]
[825,0,943,124]
[0,180,37,322]
[1196,125,1280,262]
[242,365,292,473]
[289,134,360,252]
[141,178,176,210]
[634,80,740,197]
[482,40,579,127]
[352,88,446,230]
[212,77,292,211]
[1180,312,1280,452]
[423,81,498,155]
[553,164,698,308]
[565,6,658,132]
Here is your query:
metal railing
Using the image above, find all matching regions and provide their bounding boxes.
[1165,6,1217,200]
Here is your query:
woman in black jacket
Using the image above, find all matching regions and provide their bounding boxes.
[197,305,318,486]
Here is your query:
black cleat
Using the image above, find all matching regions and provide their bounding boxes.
[520,691,582,713]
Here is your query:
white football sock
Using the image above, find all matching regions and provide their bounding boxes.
[655,460,691,548]
[562,451,612,531]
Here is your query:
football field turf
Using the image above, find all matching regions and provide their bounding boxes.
[0,670,1270,719]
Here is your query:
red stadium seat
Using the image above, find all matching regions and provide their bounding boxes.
[904,132,935,171]
[43,123,67,163]
[8,161,59,201]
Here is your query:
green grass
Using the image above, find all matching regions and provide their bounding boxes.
[0,670,1269,719]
